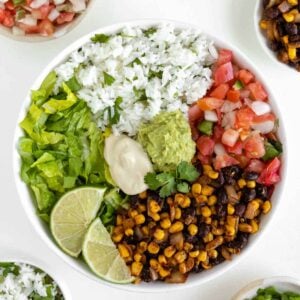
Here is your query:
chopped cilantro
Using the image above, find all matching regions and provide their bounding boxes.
[91,33,110,43]
[103,72,115,86]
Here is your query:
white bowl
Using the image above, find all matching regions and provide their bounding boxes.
[0,0,95,42]
[0,254,72,299]
[232,276,300,299]
[254,0,294,71]
[12,19,288,293]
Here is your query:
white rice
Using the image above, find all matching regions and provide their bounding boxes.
[55,23,218,136]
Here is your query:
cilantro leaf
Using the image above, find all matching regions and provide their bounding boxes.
[144,172,163,190]
[143,27,157,37]
[177,161,199,182]
[91,33,110,43]
[103,72,115,86]
[104,97,123,126]
[177,182,189,193]
[159,177,176,197]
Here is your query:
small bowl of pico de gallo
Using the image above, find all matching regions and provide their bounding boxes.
[0,0,94,42]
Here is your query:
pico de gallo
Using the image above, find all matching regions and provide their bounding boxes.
[0,0,88,36]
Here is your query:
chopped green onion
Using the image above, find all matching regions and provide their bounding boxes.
[91,33,110,43]
[233,80,244,90]
[103,72,115,86]
[197,120,213,135]
[13,0,25,5]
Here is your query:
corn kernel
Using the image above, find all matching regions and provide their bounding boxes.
[112,233,123,243]
[180,196,191,208]
[116,215,123,226]
[196,195,208,204]
[262,200,272,214]
[134,253,142,262]
[125,228,134,236]
[160,212,169,219]
[158,254,167,265]
[183,242,193,252]
[149,259,159,270]
[128,209,138,219]
[202,185,214,196]
[149,200,161,213]
[208,249,218,259]
[259,20,268,30]
[227,203,235,215]
[204,217,212,225]
[164,245,176,258]
[174,251,187,264]
[139,191,147,199]
[149,212,160,221]
[207,195,217,206]
[160,218,171,229]
[225,225,235,237]
[174,207,182,219]
[250,219,259,234]
[203,232,214,243]
[141,226,149,236]
[148,241,160,254]
[288,0,298,5]
[179,262,187,274]
[138,241,148,253]
[175,193,185,205]
[201,262,212,270]
[188,224,198,236]
[123,218,135,229]
[283,12,295,22]
[192,183,202,196]
[238,179,246,189]
[137,204,146,213]
[169,221,184,233]
[198,250,207,262]
[189,250,200,258]
[154,228,165,241]
[283,35,289,44]
[238,223,253,233]
[159,268,170,278]
[134,214,145,225]
[212,227,224,236]
[206,236,224,251]
[201,206,212,217]
[247,180,256,189]
[118,244,130,258]
[208,170,219,179]
[203,164,212,173]
[289,47,297,60]
[131,261,143,276]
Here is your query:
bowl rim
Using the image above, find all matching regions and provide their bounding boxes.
[12,18,288,293]
[253,0,295,72]
[231,276,300,300]
[0,254,72,299]
[0,0,95,43]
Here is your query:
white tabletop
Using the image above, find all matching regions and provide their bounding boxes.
[0,0,299,299]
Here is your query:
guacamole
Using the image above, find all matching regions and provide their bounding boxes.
[138,110,196,172]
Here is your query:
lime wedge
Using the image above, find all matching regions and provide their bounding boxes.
[83,218,133,284]
[50,187,106,257]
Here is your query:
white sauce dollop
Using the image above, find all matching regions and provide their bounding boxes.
[104,134,153,195]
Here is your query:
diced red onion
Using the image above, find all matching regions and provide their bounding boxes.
[240,89,251,99]
[221,100,242,113]
[222,111,236,129]
[19,15,38,26]
[251,101,271,116]
[0,3,4,9]
[214,143,227,156]
[251,120,274,134]
[30,0,49,9]
[204,110,218,122]
[48,8,60,21]
[222,129,239,147]
[69,0,86,12]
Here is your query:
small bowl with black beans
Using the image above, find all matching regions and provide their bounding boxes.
[254,0,300,71]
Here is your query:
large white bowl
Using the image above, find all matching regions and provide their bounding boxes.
[13,19,288,293]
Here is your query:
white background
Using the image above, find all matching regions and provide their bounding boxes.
[0,0,300,299]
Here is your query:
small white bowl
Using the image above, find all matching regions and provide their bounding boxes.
[232,276,300,300]
[0,255,72,299]
[12,19,288,293]
[0,0,95,42]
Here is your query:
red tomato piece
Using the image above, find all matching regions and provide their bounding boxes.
[216,49,233,66]
[191,123,200,142]
[196,136,215,156]
[56,12,75,25]
[257,157,281,186]
[0,9,5,23]
[197,153,211,165]
[5,1,15,11]
[253,113,276,124]
[31,4,53,19]
[210,83,230,99]
[197,97,224,111]
[226,140,243,155]
[188,104,203,123]
[246,159,265,173]
[38,19,54,36]
[247,82,268,101]
[18,22,39,33]
[244,133,266,159]
[3,11,14,27]
[213,154,240,170]
[238,69,254,85]
[222,128,239,147]
[213,124,224,142]
[227,89,240,102]
[214,62,234,86]
[235,107,256,130]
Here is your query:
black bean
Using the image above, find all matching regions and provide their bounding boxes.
[217,187,228,205]
[130,195,139,207]
[194,161,203,176]
[123,235,135,244]
[193,264,204,273]
[210,170,225,188]
[276,21,286,37]
[244,172,259,181]
[235,203,246,217]
[193,241,205,251]
[141,267,152,282]
[222,165,242,184]
[185,234,199,244]
[211,255,225,266]
[289,35,300,43]
[268,41,281,51]
[264,7,280,19]
[215,204,227,218]
[227,233,249,250]
[182,208,196,225]
[256,183,268,200]
[198,223,211,238]
[263,0,270,8]
[285,23,298,35]
[241,187,256,202]
[147,190,161,201]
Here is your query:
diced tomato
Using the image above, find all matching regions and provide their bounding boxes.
[5,1,15,11]
[213,154,240,170]
[246,159,265,174]
[213,124,224,142]
[3,11,14,27]
[227,89,240,102]
[247,82,268,101]
[214,62,234,86]
[25,0,32,5]
[197,97,224,111]
[196,136,215,156]
[56,12,75,25]
[210,83,230,99]
[0,9,5,23]
[244,133,266,159]
[238,69,254,85]
[222,128,239,147]
[197,152,211,165]
[235,107,256,130]
[240,89,251,99]
[253,113,276,124]
[38,19,54,36]
[18,22,39,33]
[226,140,243,155]
[188,104,203,123]
[216,49,233,66]
[31,4,53,20]
[257,157,281,186]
